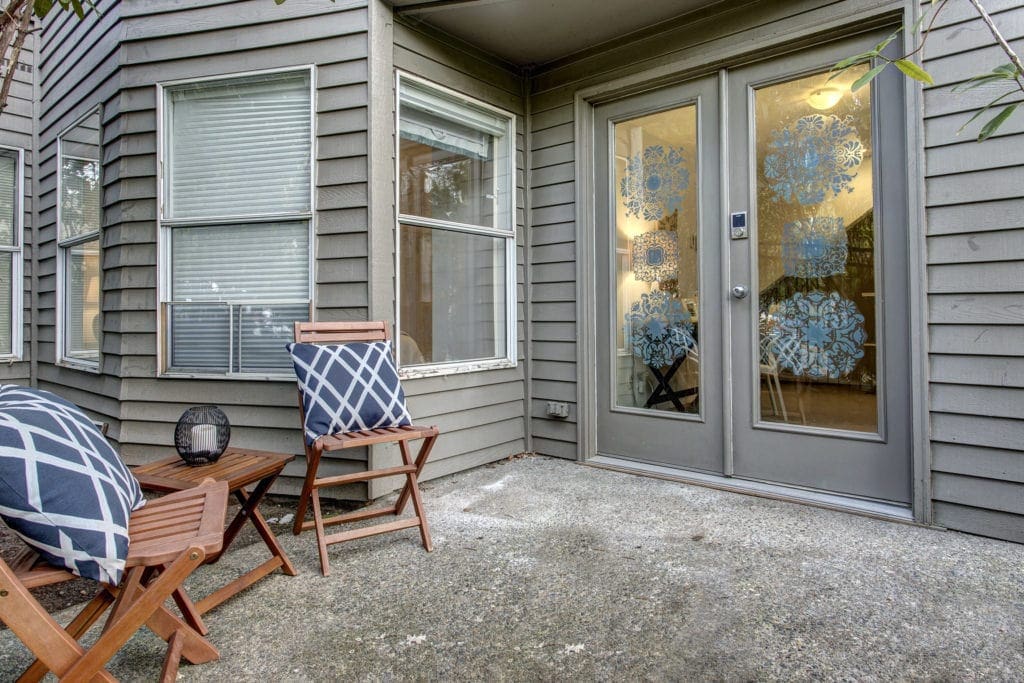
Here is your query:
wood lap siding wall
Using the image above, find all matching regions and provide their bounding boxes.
[389,21,527,491]
[0,22,34,384]
[115,1,373,484]
[922,1,1024,542]
[35,0,122,423]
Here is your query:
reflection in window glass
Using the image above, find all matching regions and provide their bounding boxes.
[0,150,18,357]
[65,239,100,361]
[755,65,878,433]
[399,224,506,364]
[613,105,700,415]
[59,111,102,365]
[397,77,514,368]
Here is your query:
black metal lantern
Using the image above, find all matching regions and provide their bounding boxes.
[174,406,230,466]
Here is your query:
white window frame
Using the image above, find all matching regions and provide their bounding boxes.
[395,71,517,379]
[156,66,316,380]
[56,107,102,373]
[0,145,24,361]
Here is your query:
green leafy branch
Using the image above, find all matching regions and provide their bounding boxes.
[830,0,1024,141]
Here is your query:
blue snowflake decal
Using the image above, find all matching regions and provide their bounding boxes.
[769,291,867,379]
[632,230,679,282]
[620,145,690,221]
[763,115,864,206]
[781,216,848,278]
[625,291,695,367]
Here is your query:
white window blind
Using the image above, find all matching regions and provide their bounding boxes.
[170,222,309,372]
[0,253,11,355]
[167,72,311,219]
[0,151,16,247]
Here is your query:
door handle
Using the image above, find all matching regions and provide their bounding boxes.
[731,285,749,299]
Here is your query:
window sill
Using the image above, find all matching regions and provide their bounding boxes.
[57,359,101,374]
[399,358,516,380]
[159,371,296,382]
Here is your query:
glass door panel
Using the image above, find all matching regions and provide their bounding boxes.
[753,65,879,434]
[613,105,700,416]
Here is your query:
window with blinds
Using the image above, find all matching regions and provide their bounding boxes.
[161,70,312,376]
[58,111,101,367]
[396,75,516,372]
[0,148,19,358]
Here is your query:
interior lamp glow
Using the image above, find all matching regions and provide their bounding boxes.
[807,86,843,111]
[632,230,679,282]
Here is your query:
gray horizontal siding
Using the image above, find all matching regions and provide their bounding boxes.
[384,19,528,495]
[922,1,1024,542]
[0,22,35,380]
[34,0,123,430]
[108,1,373,487]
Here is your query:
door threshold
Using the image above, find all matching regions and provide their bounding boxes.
[585,455,916,524]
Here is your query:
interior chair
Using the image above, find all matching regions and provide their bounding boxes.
[0,480,228,682]
[758,332,788,421]
[290,321,439,576]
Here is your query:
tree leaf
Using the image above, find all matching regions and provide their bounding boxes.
[33,0,55,17]
[978,103,1020,141]
[851,64,887,92]
[831,51,877,74]
[874,30,901,54]
[958,89,1018,132]
[894,59,934,85]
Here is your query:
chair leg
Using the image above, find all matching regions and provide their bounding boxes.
[0,560,117,682]
[395,433,437,516]
[398,440,433,552]
[159,630,186,683]
[62,547,209,681]
[17,590,115,683]
[294,445,322,537]
[311,488,331,577]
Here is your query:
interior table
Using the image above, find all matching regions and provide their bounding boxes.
[133,448,298,628]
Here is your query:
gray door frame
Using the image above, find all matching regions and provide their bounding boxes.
[573,0,932,523]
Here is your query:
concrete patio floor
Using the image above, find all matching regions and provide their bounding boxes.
[2,455,1022,681]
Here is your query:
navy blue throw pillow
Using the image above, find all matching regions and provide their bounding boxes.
[0,385,146,584]
[287,341,412,445]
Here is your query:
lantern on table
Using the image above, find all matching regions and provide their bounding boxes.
[174,405,231,466]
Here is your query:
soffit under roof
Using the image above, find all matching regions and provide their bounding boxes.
[390,0,720,68]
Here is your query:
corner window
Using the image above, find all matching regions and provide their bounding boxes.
[58,110,102,369]
[160,70,312,376]
[0,148,22,358]
[396,75,516,372]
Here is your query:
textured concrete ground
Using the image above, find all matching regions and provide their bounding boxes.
[2,455,1022,681]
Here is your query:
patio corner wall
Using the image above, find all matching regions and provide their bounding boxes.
[380,16,529,493]
[921,1,1024,543]
[35,0,123,425]
[0,20,35,386]
[522,0,1024,544]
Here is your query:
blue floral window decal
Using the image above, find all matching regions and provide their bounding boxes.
[625,291,695,367]
[769,291,866,379]
[763,114,864,206]
[631,230,679,282]
[620,145,690,221]
[781,216,848,278]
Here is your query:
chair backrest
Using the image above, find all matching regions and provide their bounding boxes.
[293,321,390,345]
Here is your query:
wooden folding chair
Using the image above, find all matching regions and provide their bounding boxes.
[291,321,439,576]
[0,479,229,682]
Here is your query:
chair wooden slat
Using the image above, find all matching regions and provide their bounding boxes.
[0,480,228,681]
[290,320,438,576]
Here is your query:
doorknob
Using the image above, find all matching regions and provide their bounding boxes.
[731,285,749,299]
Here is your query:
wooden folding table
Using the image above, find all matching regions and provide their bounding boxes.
[133,448,298,627]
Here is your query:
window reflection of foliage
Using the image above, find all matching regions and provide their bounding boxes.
[401,155,470,219]
[61,159,100,237]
